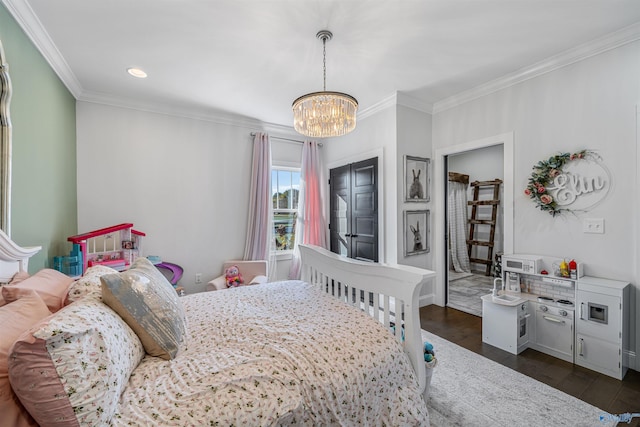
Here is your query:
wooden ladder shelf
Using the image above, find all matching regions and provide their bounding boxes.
[467,179,502,276]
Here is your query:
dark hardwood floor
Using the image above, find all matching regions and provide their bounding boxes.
[420,305,640,426]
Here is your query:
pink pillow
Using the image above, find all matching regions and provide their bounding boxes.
[0,288,51,427]
[10,271,30,285]
[1,269,73,312]
[0,272,30,306]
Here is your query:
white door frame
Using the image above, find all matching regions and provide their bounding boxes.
[432,132,514,306]
[635,106,640,372]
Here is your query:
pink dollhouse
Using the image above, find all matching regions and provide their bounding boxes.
[65,223,145,275]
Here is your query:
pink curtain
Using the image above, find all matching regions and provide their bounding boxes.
[243,133,273,272]
[289,141,328,279]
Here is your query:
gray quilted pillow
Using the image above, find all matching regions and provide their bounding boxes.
[101,257,186,359]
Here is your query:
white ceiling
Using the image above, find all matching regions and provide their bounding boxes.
[5,0,640,129]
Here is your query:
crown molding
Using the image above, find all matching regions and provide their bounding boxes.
[433,22,640,114]
[358,91,433,122]
[357,93,397,121]
[396,92,433,114]
[79,91,271,130]
[2,0,83,97]
[82,89,301,137]
[261,122,302,138]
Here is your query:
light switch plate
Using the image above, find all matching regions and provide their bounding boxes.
[583,218,604,234]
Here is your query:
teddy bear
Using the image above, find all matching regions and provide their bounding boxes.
[224,265,244,287]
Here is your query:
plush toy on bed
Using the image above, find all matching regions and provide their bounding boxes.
[224,265,244,287]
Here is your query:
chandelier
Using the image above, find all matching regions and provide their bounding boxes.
[292,30,358,138]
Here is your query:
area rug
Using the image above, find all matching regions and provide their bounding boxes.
[422,330,616,427]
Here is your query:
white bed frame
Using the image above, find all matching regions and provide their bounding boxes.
[0,228,41,282]
[299,244,436,396]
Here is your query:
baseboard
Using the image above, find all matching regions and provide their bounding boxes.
[625,349,637,372]
[419,293,437,307]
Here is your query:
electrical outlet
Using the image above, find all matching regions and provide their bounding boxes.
[195,273,202,284]
[583,218,604,234]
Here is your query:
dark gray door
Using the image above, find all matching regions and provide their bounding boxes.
[329,157,378,262]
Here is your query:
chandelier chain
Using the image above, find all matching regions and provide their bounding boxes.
[322,36,327,91]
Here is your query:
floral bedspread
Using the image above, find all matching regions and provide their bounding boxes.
[112,280,429,426]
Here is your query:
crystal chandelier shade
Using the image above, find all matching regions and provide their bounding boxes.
[292,91,358,138]
[292,31,358,138]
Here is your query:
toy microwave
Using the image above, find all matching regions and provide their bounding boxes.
[501,254,542,275]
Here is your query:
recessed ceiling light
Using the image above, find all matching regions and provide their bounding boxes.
[127,68,147,78]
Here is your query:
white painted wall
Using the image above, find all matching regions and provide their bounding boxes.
[397,105,432,269]
[272,138,302,168]
[76,101,299,291]
[395,105,434,303]
[432,41,640,370]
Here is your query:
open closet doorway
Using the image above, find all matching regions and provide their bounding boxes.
[446,145,504,316]
[432,132,514,311]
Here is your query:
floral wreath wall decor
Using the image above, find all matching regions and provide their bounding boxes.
[524,149,611,216]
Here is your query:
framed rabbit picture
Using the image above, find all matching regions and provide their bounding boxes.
[404,210,430,256]
[404,155,430,202]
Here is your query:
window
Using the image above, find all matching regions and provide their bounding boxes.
[272,168,300,251]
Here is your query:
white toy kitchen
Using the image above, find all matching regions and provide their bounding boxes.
[481,254,630,380]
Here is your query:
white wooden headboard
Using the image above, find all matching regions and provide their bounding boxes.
[299,244,436,395]
[0,228,41,282]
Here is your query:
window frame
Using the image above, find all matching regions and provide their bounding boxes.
[271,165,301,257]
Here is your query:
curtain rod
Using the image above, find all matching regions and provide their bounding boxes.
[250,133,322,147]
[448,172,469,185]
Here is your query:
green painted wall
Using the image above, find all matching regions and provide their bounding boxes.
[0,5,77,272]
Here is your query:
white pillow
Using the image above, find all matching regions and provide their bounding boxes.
[65,264,119,304]
[9,298,145,426]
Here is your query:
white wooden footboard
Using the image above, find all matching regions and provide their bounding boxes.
[0,228,41,282]
[299,244,436,395]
